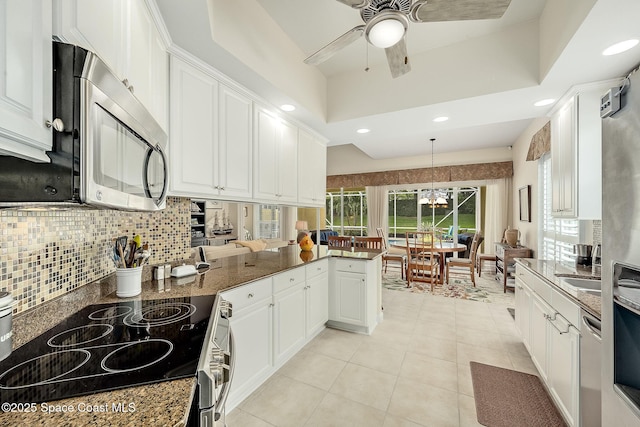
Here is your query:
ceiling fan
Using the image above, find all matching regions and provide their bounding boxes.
[304,0,512,78]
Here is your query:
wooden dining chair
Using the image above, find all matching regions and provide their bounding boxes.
[376,228,407,279]
[327,235,352,250]
[405,231,439,291]
[446,232,480,286]
[353,236,383,250]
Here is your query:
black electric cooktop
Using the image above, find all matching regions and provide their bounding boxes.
[0,295,215,403]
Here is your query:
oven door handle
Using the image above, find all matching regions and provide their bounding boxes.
[214,327,235,422]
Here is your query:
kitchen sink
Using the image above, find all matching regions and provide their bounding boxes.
[560,277,602,291]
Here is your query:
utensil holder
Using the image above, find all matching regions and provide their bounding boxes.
[116,266,143,297]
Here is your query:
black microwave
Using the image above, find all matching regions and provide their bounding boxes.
[0,42,168,211]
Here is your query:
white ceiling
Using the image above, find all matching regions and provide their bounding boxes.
[156,0,640,159]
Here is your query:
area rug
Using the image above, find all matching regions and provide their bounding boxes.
[382,271,514,304]
[470,362,567,427]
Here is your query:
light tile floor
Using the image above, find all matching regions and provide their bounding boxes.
[227,274,537,427]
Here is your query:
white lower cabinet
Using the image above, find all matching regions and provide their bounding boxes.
[328,257,380,335]
[529,291,553,382]
[273,281,306,366]
[548,316,580,427]
[333,271,366,325]
[223,259,330,411]
[515,263,581,426]
[514,276,532,350]
[306,270,329,337]
[221,278,273,410]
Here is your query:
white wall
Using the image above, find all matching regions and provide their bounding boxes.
[511,117,549,256]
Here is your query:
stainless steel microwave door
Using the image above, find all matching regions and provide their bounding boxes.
[94,105,147,197]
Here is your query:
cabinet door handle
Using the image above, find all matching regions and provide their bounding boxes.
[289,277,295,282]
[247,293,254,298]
[269,303,274,307]
[45,118,65,132]
[548,315,570,334]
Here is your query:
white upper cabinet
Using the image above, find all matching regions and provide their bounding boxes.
[169,56,253,200]
[0,0,53,162]
[124,0,168,130]
[550,81,619,219]
[54,0,124,76]
[253,105,298,204]
[298,129,327,207]
[54,0,168,130]
[169,56,218,197]
[218,84,252,199]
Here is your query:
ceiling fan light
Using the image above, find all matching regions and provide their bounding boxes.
[365,13,407,49]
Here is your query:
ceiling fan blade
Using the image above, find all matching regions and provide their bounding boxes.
[385,37,410,78]
[410,0,512,23]
[335,0,371,9]
[304,25,365,66]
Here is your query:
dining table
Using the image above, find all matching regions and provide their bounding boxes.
[390,238,467,284]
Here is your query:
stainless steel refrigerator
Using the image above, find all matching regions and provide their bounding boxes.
[602,64,640,426]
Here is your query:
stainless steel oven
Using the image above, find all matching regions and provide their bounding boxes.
[0,42,168,211]
[612,262,640,418]
[194,296,235,426]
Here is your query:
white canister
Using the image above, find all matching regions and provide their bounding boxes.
[154,265,165,280]
[0,292,14,362]
[115,266,143,298]
[164,264,172,278]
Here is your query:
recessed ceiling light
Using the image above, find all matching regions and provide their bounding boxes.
[534,99,555,107]
[356,128,370,134]
[433,116,449,123]
[280,104,296,112]
[603,39,639,56]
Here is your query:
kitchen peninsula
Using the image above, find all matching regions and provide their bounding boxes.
[3,245,383,426]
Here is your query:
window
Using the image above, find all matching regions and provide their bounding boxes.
[539,153,580,263]
[386,187,480,238]
[325,189,367,236]
[326,186,479,239]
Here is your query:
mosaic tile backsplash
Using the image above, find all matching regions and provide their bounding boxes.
[0,197,190,315]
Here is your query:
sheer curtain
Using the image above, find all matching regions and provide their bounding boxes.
[366,186,388,237]
[484,178,512,254]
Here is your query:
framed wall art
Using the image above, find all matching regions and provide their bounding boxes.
[519,185,531,222]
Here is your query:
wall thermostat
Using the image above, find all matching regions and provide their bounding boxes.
[601,87,621,118]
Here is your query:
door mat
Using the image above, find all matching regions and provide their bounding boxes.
[470,362,567,427]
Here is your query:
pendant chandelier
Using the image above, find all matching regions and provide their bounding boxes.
[418,138,448,208]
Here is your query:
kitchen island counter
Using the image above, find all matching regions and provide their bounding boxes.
[5,245,383,426]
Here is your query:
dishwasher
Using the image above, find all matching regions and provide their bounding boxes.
[580,309,602,427]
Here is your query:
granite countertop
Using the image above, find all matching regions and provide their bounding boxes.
[514,258,601,319]
[5,245,383,426]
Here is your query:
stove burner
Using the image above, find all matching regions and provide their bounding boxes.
[88,306,132,320]
[47,324,114,348]
[124,303,196,328]
[101,339,173,373]
[0,350,91,389]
